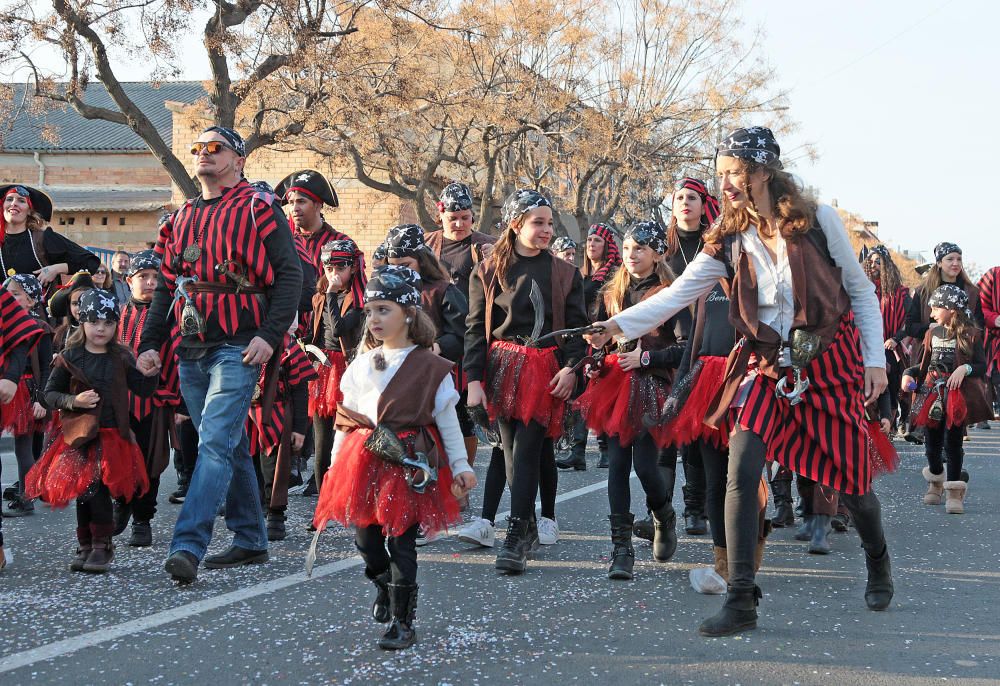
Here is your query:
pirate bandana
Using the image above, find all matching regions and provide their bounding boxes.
[365,265,422,307]
[928,283,972,318]
[250,180,274,195]
[587,222,622,283]
[321,238,367,305]
[438,183,474,214]
[716,126,782,169]
[127,249,161,277]
[77,288,120,323]
[203,126,246,157]
[934,242,962,263]
[871,244,892,261]
[624,221,668,255]
[384,224,427,259]
[674,177,721,225]
[550,236,577,253]
[372,242,388,263]
[501,189,552,228]
[3,273,43,303]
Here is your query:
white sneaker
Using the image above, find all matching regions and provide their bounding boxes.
[689,566,727,595]
[454,517,495,547]
[537,517,559,545]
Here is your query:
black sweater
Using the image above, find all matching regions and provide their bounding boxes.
[432,283,469,363]
[665,228,703,340]
[320,291,364,353]
[465,250,588,381]
[595,273,685,370]
[677,282,736,379]
[45,346,157,427]
[0,227,101,286]
[906,282,984,341]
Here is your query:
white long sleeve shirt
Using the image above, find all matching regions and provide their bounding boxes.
[330,345,473,476]
[612,205,885,369]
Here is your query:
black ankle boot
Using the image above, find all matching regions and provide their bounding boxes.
[808,514,832,554]
[698,585,762,637]
[794,514,814,541]
[650,501,678,562]
[128,520,152,547]
[266,511,287,541]
[684,512,708,536]
[864,545,893,611]
[367,569,392,623]
[770,479,795,528]
[378,583,418,650]
[633,511,654,542]
[495,517,532,574]
[607,513,635,580]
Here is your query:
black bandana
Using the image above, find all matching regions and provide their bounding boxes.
[438,183,474,213]
[501,189,552,228]
[929,284,972,318]
[77,288,120,323]
[3,273,43,303]
[365,265,422,307]
[127,249,161,276]
[934,242,962,263]
[384,224,427,259]
[250,180,274,195]
[372,242,388,262]
[624,221,668,255]
[203,126,247,157]
[550,236,577,253]
[716,126,782,169]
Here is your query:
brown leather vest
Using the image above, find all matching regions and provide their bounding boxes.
[425,229,497,262]
[420,280,450,333]
[916,326,993,425]
[479,253,576,345]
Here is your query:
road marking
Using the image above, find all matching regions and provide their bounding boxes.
[0,476,616,674]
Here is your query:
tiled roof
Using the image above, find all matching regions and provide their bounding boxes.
[2,81,205,152]
[46,186,172,212]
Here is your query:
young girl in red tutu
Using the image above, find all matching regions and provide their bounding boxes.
[27,289,157,574]
[904,284,990,514]
[574,221,684,579]
[312,265,477,650]
[465,189,588,575]
[307,239,365,496]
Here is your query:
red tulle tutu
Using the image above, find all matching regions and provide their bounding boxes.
[668,356,731,449]
[574,354,673,447]
[0,379,33,435]
[313,428,461,537]
[912,385,968,429]
[485,341,565,438]
[308,350,347,418]
[26,428,149,508]
[866,420,899,476]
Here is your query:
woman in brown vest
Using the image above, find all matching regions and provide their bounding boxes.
[466,189,589,574]
[589,127,893,636]
[312,265,476,650]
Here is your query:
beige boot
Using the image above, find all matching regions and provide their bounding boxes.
[715,545,730,582]
[944,481,967,514]
[922,467,945,505]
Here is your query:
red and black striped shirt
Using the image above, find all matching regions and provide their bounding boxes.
[0,289,44,381]
[120,299,181,418]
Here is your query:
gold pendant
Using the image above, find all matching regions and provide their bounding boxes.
[251,384,263,403]
[182,245,202,263]
[6,268,14,277]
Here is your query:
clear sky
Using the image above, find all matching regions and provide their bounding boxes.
[737,0,999,272]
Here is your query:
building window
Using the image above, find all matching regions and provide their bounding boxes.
[119,217,126,226]
[59,218,66,226]
[102,217,108,226]
[67,217,75,225]
[85,217,90,225]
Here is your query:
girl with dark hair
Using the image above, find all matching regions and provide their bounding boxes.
[49,271,96,353]
[26,289,156,574]
[465,189,589,574]
[904,284,991,514]
[312,265,476,650]
[864,246,911,428]
[588,127,894,636]
[906,243,983,342]
[574,221,684,580]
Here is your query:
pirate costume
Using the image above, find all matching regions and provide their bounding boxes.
[312,265,471,650]
[906,285,990,514]
[49,270,96,352]
[608,127,894,635]
[1,274,54,518]
[573,221,686,579]
[977,265,1000,414]
[424,182,497,296]
[275,169,349,270]
[465,189,589,574]
[27,289,156,574]
[906,242,984,344]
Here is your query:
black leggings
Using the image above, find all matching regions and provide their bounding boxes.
[481,434,557,523]
[606,433,667,514]
[925,423,965,481]
[355,523,419,584]
[313,415,335,487]
[13,433,35,492]
[497,419,556,522]
[699,439,729,548]
[127,414,161,522]
[175,417,199,485]
[77,483,114,528]
[725,428,887,588]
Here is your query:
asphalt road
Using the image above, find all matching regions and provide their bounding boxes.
[1,425,998,686]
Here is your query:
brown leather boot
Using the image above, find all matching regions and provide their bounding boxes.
[70,526,92,573]
[83,523,115,574]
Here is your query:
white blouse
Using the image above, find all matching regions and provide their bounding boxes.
[612,205,885,368]
[330,345,472,476]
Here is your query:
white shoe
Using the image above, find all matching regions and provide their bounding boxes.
[454,517,495,547]
[537,517,559,545]
[689,567,727,595]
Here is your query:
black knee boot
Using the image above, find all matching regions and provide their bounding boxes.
[698,585,762,637]
[842,491,894,611]
[864,545,893,611]
[366,568,392,623]
[770,477,795,528]
[378,583,418,650]
[607,513,635,580]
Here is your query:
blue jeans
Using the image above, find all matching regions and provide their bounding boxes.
[171,345,265,560]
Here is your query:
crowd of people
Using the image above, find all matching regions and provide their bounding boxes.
[1,124,998,650]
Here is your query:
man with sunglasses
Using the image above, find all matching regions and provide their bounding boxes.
[137,126,302,584]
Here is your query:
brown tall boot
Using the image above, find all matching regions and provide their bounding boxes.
[70,526,92,573]
[83,523,115,574]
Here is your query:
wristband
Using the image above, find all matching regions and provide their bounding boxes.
[965,364,973,376]
[640,350,650,367]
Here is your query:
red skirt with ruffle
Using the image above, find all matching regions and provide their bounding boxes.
[313,428,460,537]
[574,354,673,447]
[309,350,348,418]
[485,341,565,438]
[25,428,149,508]
[866,419,899,476]
[912,385,968,429]
[668,356,732,449]
[0,379,32,435]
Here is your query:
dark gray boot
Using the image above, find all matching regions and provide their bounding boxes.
[808,514,832,555]
[607,513,635,580]
[366,569,392,623]
[698,585,762,637]
[377,583,417,650]
[650,501,678,562]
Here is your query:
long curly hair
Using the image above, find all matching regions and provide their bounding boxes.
[706,159,817,241]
